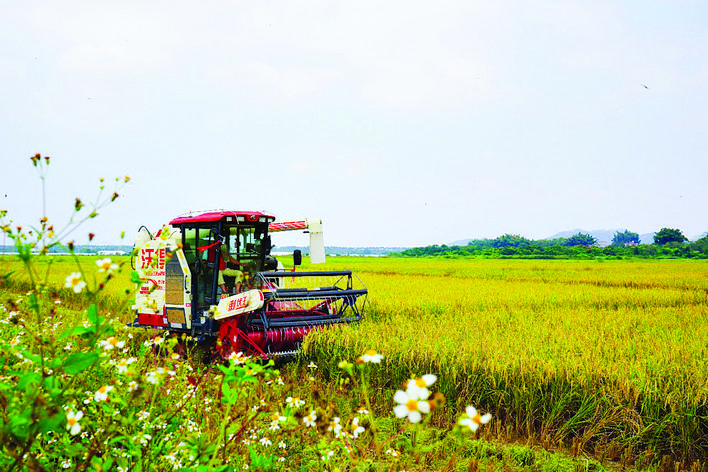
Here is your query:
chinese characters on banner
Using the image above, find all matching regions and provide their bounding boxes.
[136,243,167,313]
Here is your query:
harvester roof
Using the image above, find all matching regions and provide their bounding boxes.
[169,210,275,225]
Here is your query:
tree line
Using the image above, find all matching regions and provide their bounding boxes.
[393,228,708,259]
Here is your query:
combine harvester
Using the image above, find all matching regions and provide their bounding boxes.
[131,211,367,358]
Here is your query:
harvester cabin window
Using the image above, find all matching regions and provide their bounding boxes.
[226,227,261,270]
[182,228,197,267]
[183,227,220,308]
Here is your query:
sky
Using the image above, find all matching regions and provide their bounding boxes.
[1,0,706,248]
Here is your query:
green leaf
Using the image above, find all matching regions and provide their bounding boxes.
[57,325,80,341]
[63,352,99,374]
[28,292,39,312]
[97,322,115,337]
[41,374,60,391]
[18,371,42,391]
[213,466,235,472]
[91,456,114,470]
[195,466,234,472]
[10,414,30,441]
[65,443,85,457]
[38,413,64,434]
[130,270,141,284]
[70,325,95,339]
[220,382,235,404]
[17,244,32,262]
[87,304,99,325]
[11,349,40,366]
[248,445,275,471]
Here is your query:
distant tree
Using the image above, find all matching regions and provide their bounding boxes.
[466,238,495,248]
[653,228,688,245]
[692,234,708,254]
[492,234,532,248]
[540,238,566,247]
[611,230,640,247]
[564,232,598,247]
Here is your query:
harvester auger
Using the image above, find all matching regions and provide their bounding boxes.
[130,211,367,359]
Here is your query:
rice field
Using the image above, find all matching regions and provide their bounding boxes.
[3,254,707,468]
[303,257,708,466]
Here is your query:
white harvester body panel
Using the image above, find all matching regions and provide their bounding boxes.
[133,227,192,329]
[214,289,264,320]
[305,218,325,264]
[134,238,168,316]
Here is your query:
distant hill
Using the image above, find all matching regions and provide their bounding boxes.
[449,238,475,246]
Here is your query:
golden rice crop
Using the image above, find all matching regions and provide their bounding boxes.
[304,257,708,464]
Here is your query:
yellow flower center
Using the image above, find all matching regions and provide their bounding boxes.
[97,386,108,394]
[364,349,377,356]
[67,418,77,427]
[472,413,482,425]
[71,277,80,286]
[415,377,426,388]
[406,399,419,411]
